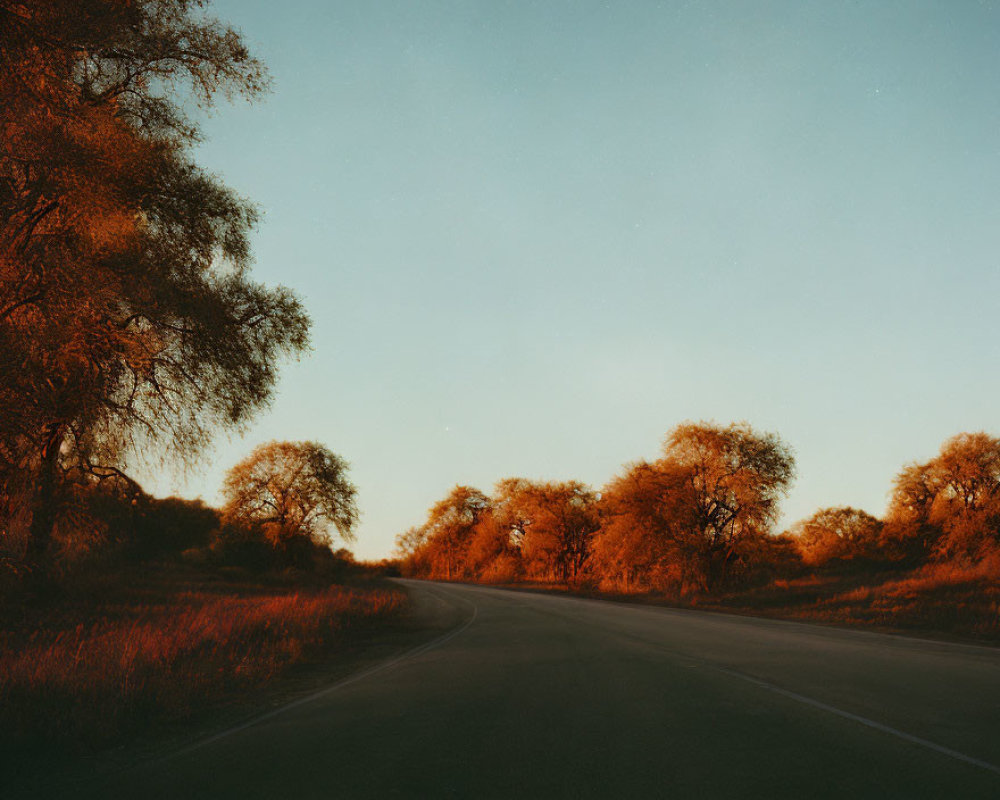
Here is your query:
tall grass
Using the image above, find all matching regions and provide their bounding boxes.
[1,573,407,757]
[708,556,1000,641]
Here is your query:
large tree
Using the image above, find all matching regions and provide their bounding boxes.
[405,486,490,580]
[0,1,309,565]
[791,506,882,567]
[222,441,358,548]
[492,478,600,582]
[591,460,699,592]
[660,421,795,589]
[591,429,795,595]
[885,432,1000,560]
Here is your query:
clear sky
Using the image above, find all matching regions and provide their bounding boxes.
[139,0,1000,560]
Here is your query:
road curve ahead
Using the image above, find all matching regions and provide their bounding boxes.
[88,581,999,799]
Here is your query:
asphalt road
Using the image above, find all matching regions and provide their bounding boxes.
[75,580,1000,798]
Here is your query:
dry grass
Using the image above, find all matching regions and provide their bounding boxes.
[0,565,407,759]
[708,557,1000,642]
[502,557,1000,644]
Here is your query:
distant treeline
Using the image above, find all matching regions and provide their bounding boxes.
[4,486,359,581]
[0,440,364,592]
[396,422,1000,594]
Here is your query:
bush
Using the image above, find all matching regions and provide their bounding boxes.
[129,497,221,558]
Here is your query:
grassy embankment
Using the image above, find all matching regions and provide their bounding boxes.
[494,558,1000,644]
[0,563,408,766]
[706,557,1000,641]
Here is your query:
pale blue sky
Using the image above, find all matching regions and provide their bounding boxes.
[140,0,1000,559]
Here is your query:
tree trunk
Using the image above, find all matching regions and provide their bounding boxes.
[703,549,722,593]
[27,422,63,572]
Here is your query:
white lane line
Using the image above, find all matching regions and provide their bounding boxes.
[712,664,1000,777]
[126,589,479,770]
[522,592,1000,779]
[459,582,1000,657]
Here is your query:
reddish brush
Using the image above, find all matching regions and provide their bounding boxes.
[0,579,406,755]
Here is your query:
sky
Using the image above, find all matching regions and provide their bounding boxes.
[139,0,1000,560]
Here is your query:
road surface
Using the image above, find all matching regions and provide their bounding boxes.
[65,581,1000,797]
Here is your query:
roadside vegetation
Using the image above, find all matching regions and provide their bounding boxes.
[0,0,313,580]
[1,561,406,761]
[397,423,1000,643]
[1,460,405,774]
[2,3,997,786]
[0,1,410,773]
[707,556,1000,639]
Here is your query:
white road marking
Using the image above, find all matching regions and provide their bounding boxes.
[471,581,1000,779]
[710,664,1000,776]
[125,588,479,771]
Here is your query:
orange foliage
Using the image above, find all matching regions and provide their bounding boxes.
[401,421,795,593]
[591,460,698,593]
[791,507,883,566]
[400,486,491,580]
[399,424,1000,643]
[222,441,358,548]
[885,432,1000,560]
[493,478,600,582]
[1,0,307,569]
[0,574,406,750]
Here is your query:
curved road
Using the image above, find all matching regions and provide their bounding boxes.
[82,580,1000,798]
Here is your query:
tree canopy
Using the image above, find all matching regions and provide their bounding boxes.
[396,425,1000,596]
[660,421,796,588]
[416,486,491,581]
[885,432,1000,559]
[791,506,882,566]
[222,441,358,548]
[0,1,309,564]
[401,422,796,593]
[493,478,600,582]
[591,460,699,592]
